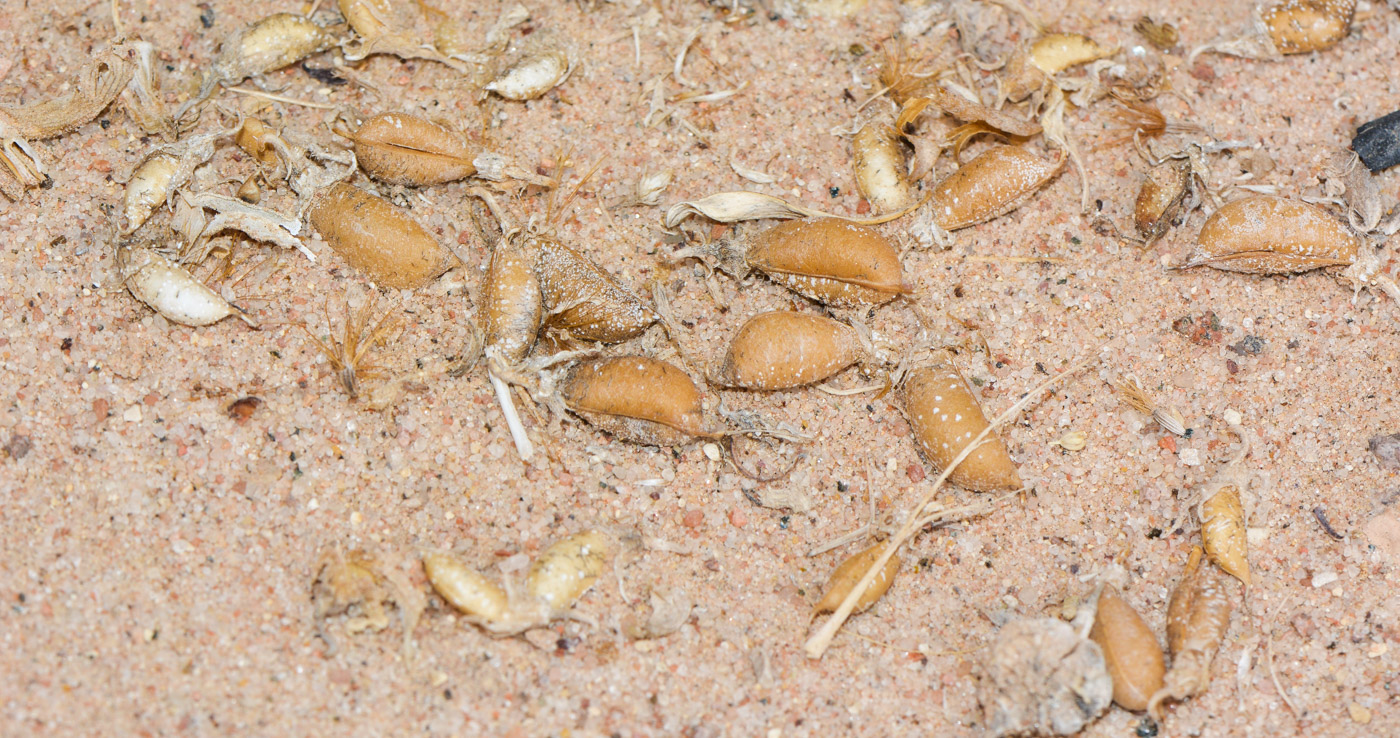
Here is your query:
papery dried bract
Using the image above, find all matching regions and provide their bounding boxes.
[981,618,1113,737]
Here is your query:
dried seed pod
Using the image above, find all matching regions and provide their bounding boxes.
[486,48,571,100]
[901,85,1043,138]
[1089,588,1166,712]
[1182,195,1358,273]
[211,13,338,87]
[1199,485,1250,586]
[930,146,1065,231]
[422,551,509,622]
[1135,159,1194,243]
[339,0,395,39]
[1259,0,1356,54]
[312,548,424,655]
[901,358,1021,492]
[525,530,609,616]
[236,118,282,167]
[709,219,907,307]
[117,245,242,327]
[715,311,863,390]
[982,618,1113,737]
[561,356,717,446]
[813,542,900,615]
[123,153,179,233]
[534,238,657,343]
[1148,547,1234,720]
[1028,33,1114,75]
[341,112,478,186]
[853,119,913,213]
[308,182,457,289]
[1135,16,1180,49]
[481,238,543,365]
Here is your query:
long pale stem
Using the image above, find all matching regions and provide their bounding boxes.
[489,369,534,461]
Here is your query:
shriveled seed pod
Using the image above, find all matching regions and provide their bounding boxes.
[309,182,457,289]
[535,238,657,343]
[212,14,338,87]
[1134,159,1193,243]
[339,0,395,39]
[930,146,1064,230]
[1148,547,1234,720]
[1089,588,1166,712]
[525,530,609,616]
[422,551,510,622]
[118,245,241,327]
[1259,0,1356,54]
[561,356,717,446]
[1199,486,1250,586]
[481,239,543,365]
[1028,33,1114,75]
[486,48,570,100]
[813,542,900,615]
[343,112,478,186]
[1183,195,1358,273]
[715,311,863,390]
[712,219,907,307]
[901,358,1021,492]
[853,120,913,213]
[123,153,179,233]
[236,118,282,167]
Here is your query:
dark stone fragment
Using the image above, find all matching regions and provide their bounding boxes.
[1353,109,1400,173]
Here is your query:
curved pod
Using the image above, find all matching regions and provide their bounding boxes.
[349,112,478,186]
[900,359,1021,492]
[1186,195,1358,273]
[931,146,1064,230]
[716,311,862,390]
[562,356,715,446]
[309,182,456,289]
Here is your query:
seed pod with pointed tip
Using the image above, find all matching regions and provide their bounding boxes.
[1089,588,1166,712]
[422,551,510,622]
[900,358,1021,492]
[535,238,657,343]
[526,530,609,616]
[813,542,900,615]
[1260,0,1356,54]
[1029,33,1114,75]
[339,0,395,39]
[1148,547,1234,720]
[1135,159,1194,243]
[118,245,241,327]
[481,238,542,365]
[486,48,570,100]
[123,153,179,233]
[1199,486,1250,586]
[1183,195,1358,273]
[853,120,913,213]
[213,14,339,86]
[561,356,718,446]
[343,112,478,186]
[930,146,1065,231]
[715,311,863,390]
[309,182,457,289]
[713,219,907,307]
[236,118,282,167]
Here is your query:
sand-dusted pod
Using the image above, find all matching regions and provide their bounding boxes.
[336,112,479,186]
[1179,195,1359,274]
[422,552,509,622]
[186,14,340,111]
[486,45,572,100]
[852,118,914,213]
[525,530,610,618]
[813,542,900,615]
[116,244,249,328]
[900,356,1021,492]
[714,311,866,391]
[1088,587,1167,712]
[1194,0,1357,60]
[1001,32,1115,102]
[560,356,719,446]
[1134,159,1197,244]
[481,237,543,366]
[308,182,458,288]
[929,146,1065,231]
[1148,547,1235,720]
[533,238,657,343]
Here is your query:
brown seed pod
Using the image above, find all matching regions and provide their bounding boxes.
[1200,485,1251,586]
[1182,195,1358,273]
[1260,0,1356,54]
[813,542,900,615]
[340,112,479,186]
[1148,547,1234,720]
[714,311,863,390]
[1028,33,1114,75]
[422,551,510,622]
[853,119,914,213]
[236,118,282,167]
[706,218,907,307]
[930,146,1065,231]
[212,13,338,88]
[900,357,1021,492]
[308,182,457,289]
[1134,159,1195,243]
[535,238,657,343]
[561,356,718,446]
[1088,588,1166,712]
[525,530,610,617]
[900,85,1043,138]
[481,238,543,365]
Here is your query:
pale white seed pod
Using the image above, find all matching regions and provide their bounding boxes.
[634,170,673,206]
[485,48,571,100]
[525,530,609,616]
[119,245,239,327]
[422,551,509,622]
[123,153,179,233]
[853,119,913,213]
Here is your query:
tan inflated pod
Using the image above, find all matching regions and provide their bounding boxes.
[930,146,1065,231]
[481,238,542,365]
[1182,195,1358,273]
[118,245,242,327]
[123,153,179,232]
[1260,0,1356,54]
[236,118,282,167]
[309,182,457,289]
[535,238,657,343]
[562,356,718,446]
[813,542,900,615]
[1200,486,1250,586]
[342,112,478,186]
[422,551,509,622]
[900,358,1021,492]
[715,311,863,390]
[1089,588,1166,712]
[339,0,395,39]
[713,219,907,307]
[853,120,913,213]
[1135,159,1193,243]
[1148,547,1234,720]
[212,14,338,86]
[486,48,571,100]
[1028,33,1114,75]
[525,530,610,617]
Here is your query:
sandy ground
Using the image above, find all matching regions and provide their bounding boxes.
[2,0,1400,735]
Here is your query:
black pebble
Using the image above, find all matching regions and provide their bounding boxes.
[1353,109,1400,172]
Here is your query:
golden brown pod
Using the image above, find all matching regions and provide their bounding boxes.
[525,530,610,617]
[1260,0,1356,54]
[561,356,717,446]
[852,120,913,213]
[1089,588,1166,712]
[736,219,907,307]
[236,119,282,166]
[1183,195,1358,273]
[715,311,863,390]
[344,112,478,186]
[930,146,1065,231]
[900,358,1021,492]
[481,238,542,365]
[422,551,509,622]
[1148,547,1234,720]
[1134,159,1193,243]
[535,238,657,343]
[212,13,338,86]
[1028,33,1114,75]
[813,542,900,615]
[1199,486,1250,586]
[309,182,457,289]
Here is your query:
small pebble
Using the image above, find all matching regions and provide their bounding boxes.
[1348,703,1372,724]
[683,510,704,528]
